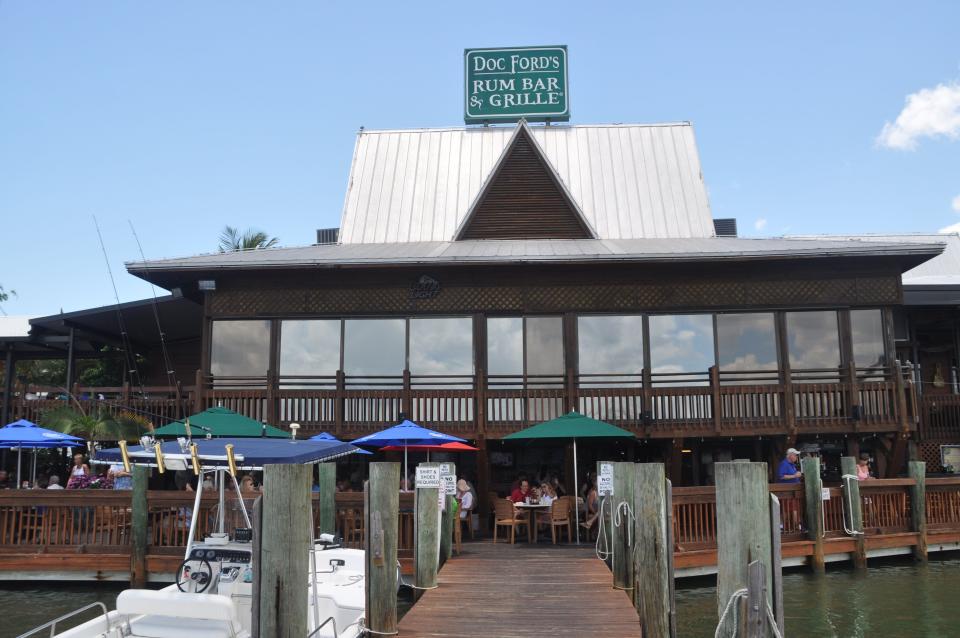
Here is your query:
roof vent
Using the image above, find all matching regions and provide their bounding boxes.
[713,218,738,237]
[316,228,339,245]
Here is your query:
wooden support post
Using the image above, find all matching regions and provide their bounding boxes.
[908,460,928,562]
[710,365,722,435]
[193,369,204,413]
[440,462,456,563]
[316,462,336,536]
[801,456,825,573]
[840,456,867,569]
[365,462,400,636]
[611,461,635,591]
[251,497,262,635]
[669,438,683,486]
[129,465,148,587]
[334,370,345,437]
[256,464,311,638]
[633,463,672,637]
[715,462,772,636]
[415,462,440,600]
[743,560,767,638]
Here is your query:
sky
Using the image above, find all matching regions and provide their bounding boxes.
[1,1,958,316]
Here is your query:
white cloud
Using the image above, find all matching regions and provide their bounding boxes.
[876,82,960,150]
[953,194,960,213]
[939,221,960,234]
[754,217,767,231]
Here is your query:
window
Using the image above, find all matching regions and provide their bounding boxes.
[487,318,523,378]
[343,319,405,380]
[577,315,644,385]
[279,320,341,380]
[525,316,564,380]
[716,313,778,383]
[210,320,271,381]
[851,309,886,368]
[786,311,840,371]
[409,317,473,381]
[648,315,715,383]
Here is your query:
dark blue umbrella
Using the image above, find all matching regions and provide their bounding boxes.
[0,419,85,489]
[351,420,466,484]
[309,432,372,454]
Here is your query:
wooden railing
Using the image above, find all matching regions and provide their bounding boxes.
[2,363,912,440]
[0,490,416,554]
[925,477,960,530]
[919,394,960,442]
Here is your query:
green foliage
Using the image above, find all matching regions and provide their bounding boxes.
[40,406,153,442]
[218,225,279,252]
[0,284,15,314]
[15,360,67,387]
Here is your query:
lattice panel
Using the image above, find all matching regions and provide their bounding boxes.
[210,275,902,316]
[919,442,945,472]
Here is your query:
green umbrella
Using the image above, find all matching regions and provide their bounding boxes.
[152,406,290,439]
[503,411,635,543]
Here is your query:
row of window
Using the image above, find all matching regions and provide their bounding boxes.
[210,310,886,380]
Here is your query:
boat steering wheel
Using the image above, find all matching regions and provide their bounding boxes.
[177,557,214,593]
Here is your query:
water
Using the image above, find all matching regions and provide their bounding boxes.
[1,582,128,637]
[676,556,960,637]
[3,558,957,637]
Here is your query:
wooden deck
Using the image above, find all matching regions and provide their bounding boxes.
[398,541,640,637]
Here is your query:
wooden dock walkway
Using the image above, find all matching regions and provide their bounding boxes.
[398,541,640,637]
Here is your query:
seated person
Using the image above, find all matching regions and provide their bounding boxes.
[456,479,474,520]
[539,483,557,506]
[510,479,533,504]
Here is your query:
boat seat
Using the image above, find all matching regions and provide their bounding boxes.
[117,590,244,638]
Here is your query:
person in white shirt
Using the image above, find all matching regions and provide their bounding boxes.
[456,479,474,520]
[47,475,64,489]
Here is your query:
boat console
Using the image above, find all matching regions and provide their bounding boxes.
[178,533,254,598]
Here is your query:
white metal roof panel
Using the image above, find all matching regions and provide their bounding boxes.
[337,123,714,243]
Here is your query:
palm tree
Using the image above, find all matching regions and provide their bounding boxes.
[0,284,16,315]
[42,406,153,442]
[218,226,279,252]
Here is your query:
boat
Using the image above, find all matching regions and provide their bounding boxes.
[20,436,369,638]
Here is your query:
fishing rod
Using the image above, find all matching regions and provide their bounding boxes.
[128,219,186,414]
[93,215,147,399]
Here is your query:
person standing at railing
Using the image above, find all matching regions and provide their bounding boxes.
[108,463,132,490]
[777,448,803,484]
[66,453,90,489]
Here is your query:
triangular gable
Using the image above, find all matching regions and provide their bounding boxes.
[455,121,596,240]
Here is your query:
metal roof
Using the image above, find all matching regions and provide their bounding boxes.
[337,122,714,243]
[127,237,943,273]
[789,234,959,287]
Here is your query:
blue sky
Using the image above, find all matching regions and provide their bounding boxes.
[1,1,958,316]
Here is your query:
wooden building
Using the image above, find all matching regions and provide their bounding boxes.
[1,121,949,494]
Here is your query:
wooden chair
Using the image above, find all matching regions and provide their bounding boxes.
[493,499,527,544]
[548,498,572,544]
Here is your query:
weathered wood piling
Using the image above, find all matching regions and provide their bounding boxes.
[365,462,400,635]
[634,462,673,637]
[316,462,336,536]
[256,463,312,638]
[439,462,456,563]
[414,462,440,599]
[611,461,635,592]
[129,465,148,587]
[801,456,826,572]
[909,460,927,561]
[840,456,867,569]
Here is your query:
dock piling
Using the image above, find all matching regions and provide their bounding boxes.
[801,456,826,572]
[365,462,400,635]
[414,462,440,599]
[317,462,336,536]
[129,465,148,587]
[256,463,312,638]
[908,460,927,561]
[840,456,867,568]
[715,461,773,637]
[611,461,635,591]
[633,462,673,637]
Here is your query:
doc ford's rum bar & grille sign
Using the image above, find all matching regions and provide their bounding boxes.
[464,45,569,124]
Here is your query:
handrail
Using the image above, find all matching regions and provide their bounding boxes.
[306,615,338,638]
[16,602,110,638]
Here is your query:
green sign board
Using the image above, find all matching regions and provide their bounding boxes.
[464,45,569,124]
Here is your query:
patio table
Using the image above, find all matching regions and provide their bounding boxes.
[514,502,551,543]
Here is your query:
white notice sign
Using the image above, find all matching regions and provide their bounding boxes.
[598,462,614,496]
[439,463,452,476]
[441,473,457,496]
[416,466,441,489]
[821,487,831,501]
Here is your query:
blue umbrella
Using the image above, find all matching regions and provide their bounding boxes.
[309,432,372,454]
[351,420,466,486]
[0,420,85,489]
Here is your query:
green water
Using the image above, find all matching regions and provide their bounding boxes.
[676,556,960,637]
[3,557,957,637]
